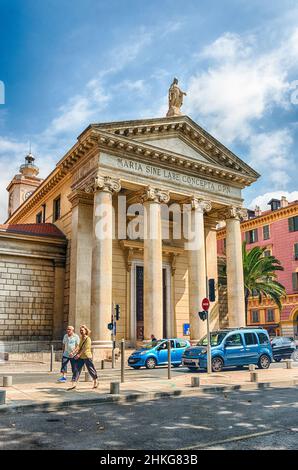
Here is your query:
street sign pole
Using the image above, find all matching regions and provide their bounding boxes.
[112,303,115,369]
[206,312,212,374]
[202,297,212,375]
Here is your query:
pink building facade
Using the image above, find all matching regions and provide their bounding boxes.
[217,197,298,338]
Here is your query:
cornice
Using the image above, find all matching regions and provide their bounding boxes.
[86,115,259,179]
[93,129,255,186]
[217,203,298,238]
[0,230,67,247]
[248,293,298,307]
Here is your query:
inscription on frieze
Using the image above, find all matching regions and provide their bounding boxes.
[100,153,241,198]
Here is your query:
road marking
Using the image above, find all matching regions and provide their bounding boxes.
[179,429,281,450]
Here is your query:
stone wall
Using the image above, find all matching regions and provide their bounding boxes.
[0,227,67,346]
[0,258,54,341]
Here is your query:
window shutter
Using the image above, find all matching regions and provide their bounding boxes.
[292,273,298,292]
[289,217,295,232]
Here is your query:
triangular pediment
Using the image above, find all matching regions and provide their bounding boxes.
[86,115,259,180]
[141,136,211,163]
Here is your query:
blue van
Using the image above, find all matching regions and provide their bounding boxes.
[182,328,273,372]
[128,338,191,369]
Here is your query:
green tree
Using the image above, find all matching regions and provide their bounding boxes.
[219,242,286,324]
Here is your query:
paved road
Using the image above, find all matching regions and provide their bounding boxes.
[0,387,297,450]
[1,361,296,384]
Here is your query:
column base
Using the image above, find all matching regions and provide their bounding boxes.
[91,341,113,361]
[92,340,113,349]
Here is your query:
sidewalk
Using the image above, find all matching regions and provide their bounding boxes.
[1,363,298,414]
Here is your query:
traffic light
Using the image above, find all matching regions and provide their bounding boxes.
[208,278,216,302]
[198,310,208,321]
[115,304,120,321]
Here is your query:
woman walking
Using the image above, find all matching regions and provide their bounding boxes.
[67,325,98,390]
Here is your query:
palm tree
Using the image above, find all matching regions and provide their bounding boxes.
[242,241,286,323]
[218,242,286,324]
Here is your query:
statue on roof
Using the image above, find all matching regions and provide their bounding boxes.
[166,78,187,117]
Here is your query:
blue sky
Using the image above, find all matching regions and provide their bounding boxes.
[0,0,298,221]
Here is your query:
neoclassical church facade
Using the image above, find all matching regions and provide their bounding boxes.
[1,94,259,355]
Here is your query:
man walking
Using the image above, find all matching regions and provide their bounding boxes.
[58,326,80,383]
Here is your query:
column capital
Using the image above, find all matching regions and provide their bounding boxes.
[141,186,170,204]
[84,174,121,195]
[189,197,212,213]
[223,206,248,221]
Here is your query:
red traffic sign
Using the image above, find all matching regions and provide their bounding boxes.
[202,298,210,311]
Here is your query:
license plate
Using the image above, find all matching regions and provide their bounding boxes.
[183,359,199,366]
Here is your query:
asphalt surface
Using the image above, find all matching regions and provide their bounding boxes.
[0,386,297,450]
[1,360,296,384]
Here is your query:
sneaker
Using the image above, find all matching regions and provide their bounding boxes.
[57,377,67,382]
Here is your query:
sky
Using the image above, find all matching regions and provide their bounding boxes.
[0,0,298,222]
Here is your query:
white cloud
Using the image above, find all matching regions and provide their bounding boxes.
[247,129,293,187]
[185,29,298,194]
[200,32,254,62]
[186,32,290,143]
[249,191,298,210]
[45,82,110,138]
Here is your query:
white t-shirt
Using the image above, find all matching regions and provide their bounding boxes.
[63,333,80,358]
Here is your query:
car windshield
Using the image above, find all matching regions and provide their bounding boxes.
[197,332,227,347]
[139,341,163,350]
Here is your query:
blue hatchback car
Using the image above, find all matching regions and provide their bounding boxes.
[128,338,191,369]
[182,328,273,372]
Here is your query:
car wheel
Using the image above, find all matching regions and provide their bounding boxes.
[145,357,157,369]
[132,366,141,369]
[211,357,224,372]
[291,350,298,362]
[258,354,271,369]
[173,364,180,368]
[187,367,199,371]
[274,358,282,362]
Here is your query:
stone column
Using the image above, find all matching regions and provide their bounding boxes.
[68,191,93,332]
[52,260,66,340]
[85,175,121,350]
[186,198,212,341]
[141,186,170,340]
[224,206,247,327]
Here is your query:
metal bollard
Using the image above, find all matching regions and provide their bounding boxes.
[0,390,6,405]
[250,372,258,383]
[191,376,200,387]
[50,344,54,372]
[110,382,120,394]
[3,376,12,387]
[249,364,256,372]
[85,372,92,382]
[121,339,125,383]
[167,340,171,380]
[100,360,105,370]
[286,359,293,369]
